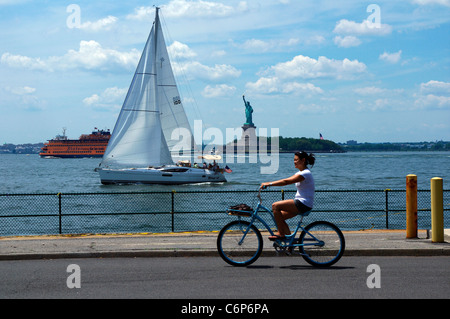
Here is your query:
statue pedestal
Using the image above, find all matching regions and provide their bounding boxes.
[225,123,269,155]
[242,124,255,131]
[238,124,257,154]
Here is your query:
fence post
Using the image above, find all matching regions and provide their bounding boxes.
[58,193,62,234]
[171,190,175,232]
[406,175,417,239]
[385,189,390,229]
[431,177,444,243]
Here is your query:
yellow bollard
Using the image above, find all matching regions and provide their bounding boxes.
[431,177,444,243]
[406,174,418,239]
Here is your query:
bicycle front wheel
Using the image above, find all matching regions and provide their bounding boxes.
[299,221,345,267]
[217,220,263,267]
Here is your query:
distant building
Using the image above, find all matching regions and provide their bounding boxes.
[346,140,358,145]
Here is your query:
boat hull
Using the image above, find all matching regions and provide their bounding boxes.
[40,129,110,158]
[98,167,227,185]
[40,154,104,159]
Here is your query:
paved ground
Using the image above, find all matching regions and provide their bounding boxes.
[0,229,449,260]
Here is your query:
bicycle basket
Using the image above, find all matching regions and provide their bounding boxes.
[227,203,253,217]
[229,203,253,211]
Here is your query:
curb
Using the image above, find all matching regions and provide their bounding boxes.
[1,248,450,261]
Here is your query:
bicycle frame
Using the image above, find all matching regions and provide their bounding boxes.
[219,189,345,267]
[230,190,322,250]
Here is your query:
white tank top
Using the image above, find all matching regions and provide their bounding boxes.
[294,169,314,208]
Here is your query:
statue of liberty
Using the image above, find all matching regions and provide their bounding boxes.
[242,95,254,126]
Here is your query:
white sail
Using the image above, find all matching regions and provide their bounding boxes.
[101,8,194,167]
[154,18,196,152]
[98,8,227,185]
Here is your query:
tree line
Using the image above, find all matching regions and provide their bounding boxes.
[272,137,344,153]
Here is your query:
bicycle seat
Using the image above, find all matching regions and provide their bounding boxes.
[299,210,311,217]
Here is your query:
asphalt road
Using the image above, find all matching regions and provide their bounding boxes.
[1,256,448,300]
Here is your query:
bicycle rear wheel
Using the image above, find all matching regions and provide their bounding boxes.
[298,221,345,267]
[217,220,263,267]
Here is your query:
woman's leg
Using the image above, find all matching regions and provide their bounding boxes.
[271,200,298,236]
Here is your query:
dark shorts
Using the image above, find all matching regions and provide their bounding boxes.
[294,199,312,215]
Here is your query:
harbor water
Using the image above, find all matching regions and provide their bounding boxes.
[0,152,449,235]
[1,152,449,193]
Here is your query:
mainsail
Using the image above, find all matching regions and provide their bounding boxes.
[101,8,194,168]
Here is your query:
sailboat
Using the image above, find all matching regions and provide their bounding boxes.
[97,8,227,185]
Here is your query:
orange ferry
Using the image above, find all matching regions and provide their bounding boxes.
[39,128,111,158]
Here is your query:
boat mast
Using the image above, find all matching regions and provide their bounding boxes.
[153,7,160,115]
[152,6,169,165]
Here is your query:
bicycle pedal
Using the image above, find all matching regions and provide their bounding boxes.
[285,247,294,256]
[273,242,286,254]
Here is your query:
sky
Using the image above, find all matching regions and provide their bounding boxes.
[0,0,449,145]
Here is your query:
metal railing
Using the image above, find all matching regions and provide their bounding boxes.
[0,189,448,236]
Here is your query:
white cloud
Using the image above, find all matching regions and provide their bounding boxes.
[379,50,402,64]
[374,98,390,110]
[164,0,234,17]
[304,35,326,46]
[413,0,450,6]
[167,41,240,82]
[5,86,36,95]
[245,77,323,95]
[211,50,226,57]
[333,19,392,36]
[128,0,248,20]
[83,94,100,106]
[78,16,118,32]
[2,85,44,111]
[174,61,241,82]
[420,80,450,95]
[242,39,272,52]
[415,94,450,108]
[63,41,140,70]
[1,53,47,71]
[1,41,140,72]
[126,6,154,20]
[168,41,197,60]
[283,82,324,95]
[245,77,279,94]
[202,84,236,98]
[83,87,127,111]
[333,35,362,48]
[240,38,300,52]
[354,86,387,95]
[355,97,396,112]
[415,80,450,109]
[261,55,367,80]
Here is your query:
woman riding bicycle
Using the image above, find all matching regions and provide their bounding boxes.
[260,151,315,240]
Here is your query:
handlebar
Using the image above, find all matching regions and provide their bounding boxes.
[257,186,265,203]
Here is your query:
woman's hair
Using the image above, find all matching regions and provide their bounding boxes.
[295,151,315,168]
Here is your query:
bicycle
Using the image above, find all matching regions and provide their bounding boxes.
[217,189,345,267]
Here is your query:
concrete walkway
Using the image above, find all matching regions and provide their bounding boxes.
[0,229,449,260]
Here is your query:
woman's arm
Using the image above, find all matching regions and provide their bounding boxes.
[260,173,304,189]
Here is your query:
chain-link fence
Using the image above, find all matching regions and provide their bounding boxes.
[0,189,448,236]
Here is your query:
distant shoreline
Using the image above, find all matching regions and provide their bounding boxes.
[1,140,448,155]
[1,148,448,155]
